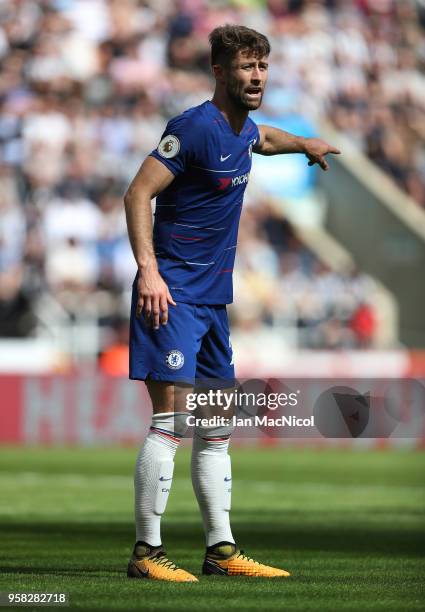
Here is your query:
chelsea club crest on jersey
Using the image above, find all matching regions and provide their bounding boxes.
[165,349,185,369]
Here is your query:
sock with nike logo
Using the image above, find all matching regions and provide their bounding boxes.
[134,412,189,546]
[191,422,235,547]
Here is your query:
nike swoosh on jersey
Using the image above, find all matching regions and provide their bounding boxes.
[220,154,232,162]
[159,476,173,481]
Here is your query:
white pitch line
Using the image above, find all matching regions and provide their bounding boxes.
[0,473,423,495]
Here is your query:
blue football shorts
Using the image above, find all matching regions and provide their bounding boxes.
[129,285,235,386]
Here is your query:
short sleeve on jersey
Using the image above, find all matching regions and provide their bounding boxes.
[250,118,260,148]
[149,114,194,176]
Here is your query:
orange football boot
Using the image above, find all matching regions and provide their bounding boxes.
[127,542,198,582]
[202,542,290,578]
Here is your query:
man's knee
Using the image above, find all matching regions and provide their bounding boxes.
[193,419,235,446]
[150,411,190,440]
[146,380,193,413]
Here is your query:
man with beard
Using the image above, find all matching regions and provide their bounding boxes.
[124,24,340,582]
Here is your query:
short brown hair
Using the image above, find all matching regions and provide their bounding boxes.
[209,24,271,67]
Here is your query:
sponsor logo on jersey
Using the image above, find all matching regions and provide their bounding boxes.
[216,172,250,191]
[158,135,180,158]
[165,349,184,369]
[232,172,250,187]
[217,178,232,190]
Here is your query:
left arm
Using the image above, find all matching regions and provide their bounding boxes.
[253,125,341,171]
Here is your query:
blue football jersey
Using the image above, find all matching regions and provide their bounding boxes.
[149,100,259,304]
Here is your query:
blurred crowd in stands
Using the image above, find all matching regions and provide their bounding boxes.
[2,0,421,356]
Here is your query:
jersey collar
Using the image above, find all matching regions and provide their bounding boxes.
[206,100,249,137]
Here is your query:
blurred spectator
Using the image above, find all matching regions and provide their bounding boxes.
[1,0,417,352]
[0,265,36,337]
[98,317,129,376]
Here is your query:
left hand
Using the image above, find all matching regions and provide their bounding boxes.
[304,138,341,171]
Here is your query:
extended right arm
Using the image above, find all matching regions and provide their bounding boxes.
[124,156,176,329]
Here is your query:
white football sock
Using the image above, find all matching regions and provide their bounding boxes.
[134,411,189,546]
[191,425,235,547]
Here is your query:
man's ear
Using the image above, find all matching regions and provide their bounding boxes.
[212,63,226,84]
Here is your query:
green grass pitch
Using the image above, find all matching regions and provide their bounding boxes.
[0,445,424,611]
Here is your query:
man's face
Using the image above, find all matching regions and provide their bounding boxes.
[222,50,269,111]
